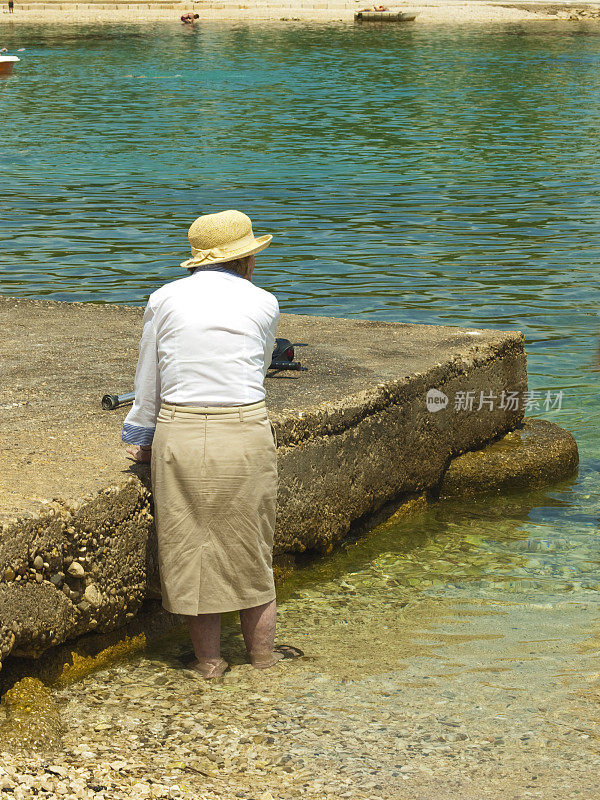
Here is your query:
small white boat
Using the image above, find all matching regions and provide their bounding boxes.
[0,56,19,77]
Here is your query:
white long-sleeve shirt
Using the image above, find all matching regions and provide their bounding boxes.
[122,267,279,447]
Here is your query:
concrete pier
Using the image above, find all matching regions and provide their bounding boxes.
[0,297,577,672]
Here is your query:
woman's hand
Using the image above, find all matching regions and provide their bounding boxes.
[126,445,152,463]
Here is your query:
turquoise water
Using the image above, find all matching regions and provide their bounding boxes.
[1,22,600,756]
[1,21,597,452]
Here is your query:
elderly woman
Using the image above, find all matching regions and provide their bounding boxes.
[122,210,302,679]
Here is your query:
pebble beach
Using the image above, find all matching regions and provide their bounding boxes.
[3,550,600,800]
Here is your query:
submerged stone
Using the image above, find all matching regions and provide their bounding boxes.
[0,677,63,754]
[438,418,578,497]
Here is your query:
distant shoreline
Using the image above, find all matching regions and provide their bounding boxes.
[1,2,599,26]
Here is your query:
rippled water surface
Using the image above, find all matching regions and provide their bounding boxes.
[1,20,600,793]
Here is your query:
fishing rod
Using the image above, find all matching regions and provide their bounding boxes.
[102,338,306,410]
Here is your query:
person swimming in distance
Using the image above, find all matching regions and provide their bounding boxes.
[181,12,199,22]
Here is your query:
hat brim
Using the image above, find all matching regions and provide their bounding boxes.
[180,234,272,270]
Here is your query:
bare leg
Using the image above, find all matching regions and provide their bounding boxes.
[185,612,221,659]
[183,613,228,678]
[240,600,303,669]
[240,599,277,656]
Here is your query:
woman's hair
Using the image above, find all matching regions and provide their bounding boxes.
[189,255,251,278]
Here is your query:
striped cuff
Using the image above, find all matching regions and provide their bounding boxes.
[122,423,155,446]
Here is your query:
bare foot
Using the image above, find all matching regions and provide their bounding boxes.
[249,645,304,670]
[190,657,229,679]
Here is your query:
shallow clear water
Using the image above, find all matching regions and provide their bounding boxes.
[1,20,600,790]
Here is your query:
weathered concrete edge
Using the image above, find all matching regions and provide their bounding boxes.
[273,335,528,551]
[265,328,525,447]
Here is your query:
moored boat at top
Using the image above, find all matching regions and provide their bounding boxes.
[0,56,19,77]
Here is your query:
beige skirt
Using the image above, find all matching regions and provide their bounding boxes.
[150,400,278,616]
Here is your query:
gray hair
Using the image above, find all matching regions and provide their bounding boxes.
[188,255,252,278]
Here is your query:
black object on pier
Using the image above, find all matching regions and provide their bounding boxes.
[101,338,306,410]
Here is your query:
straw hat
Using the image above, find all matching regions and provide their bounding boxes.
[180,210,272,269]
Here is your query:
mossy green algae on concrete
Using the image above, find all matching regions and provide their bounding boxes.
[0,677,63,755]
